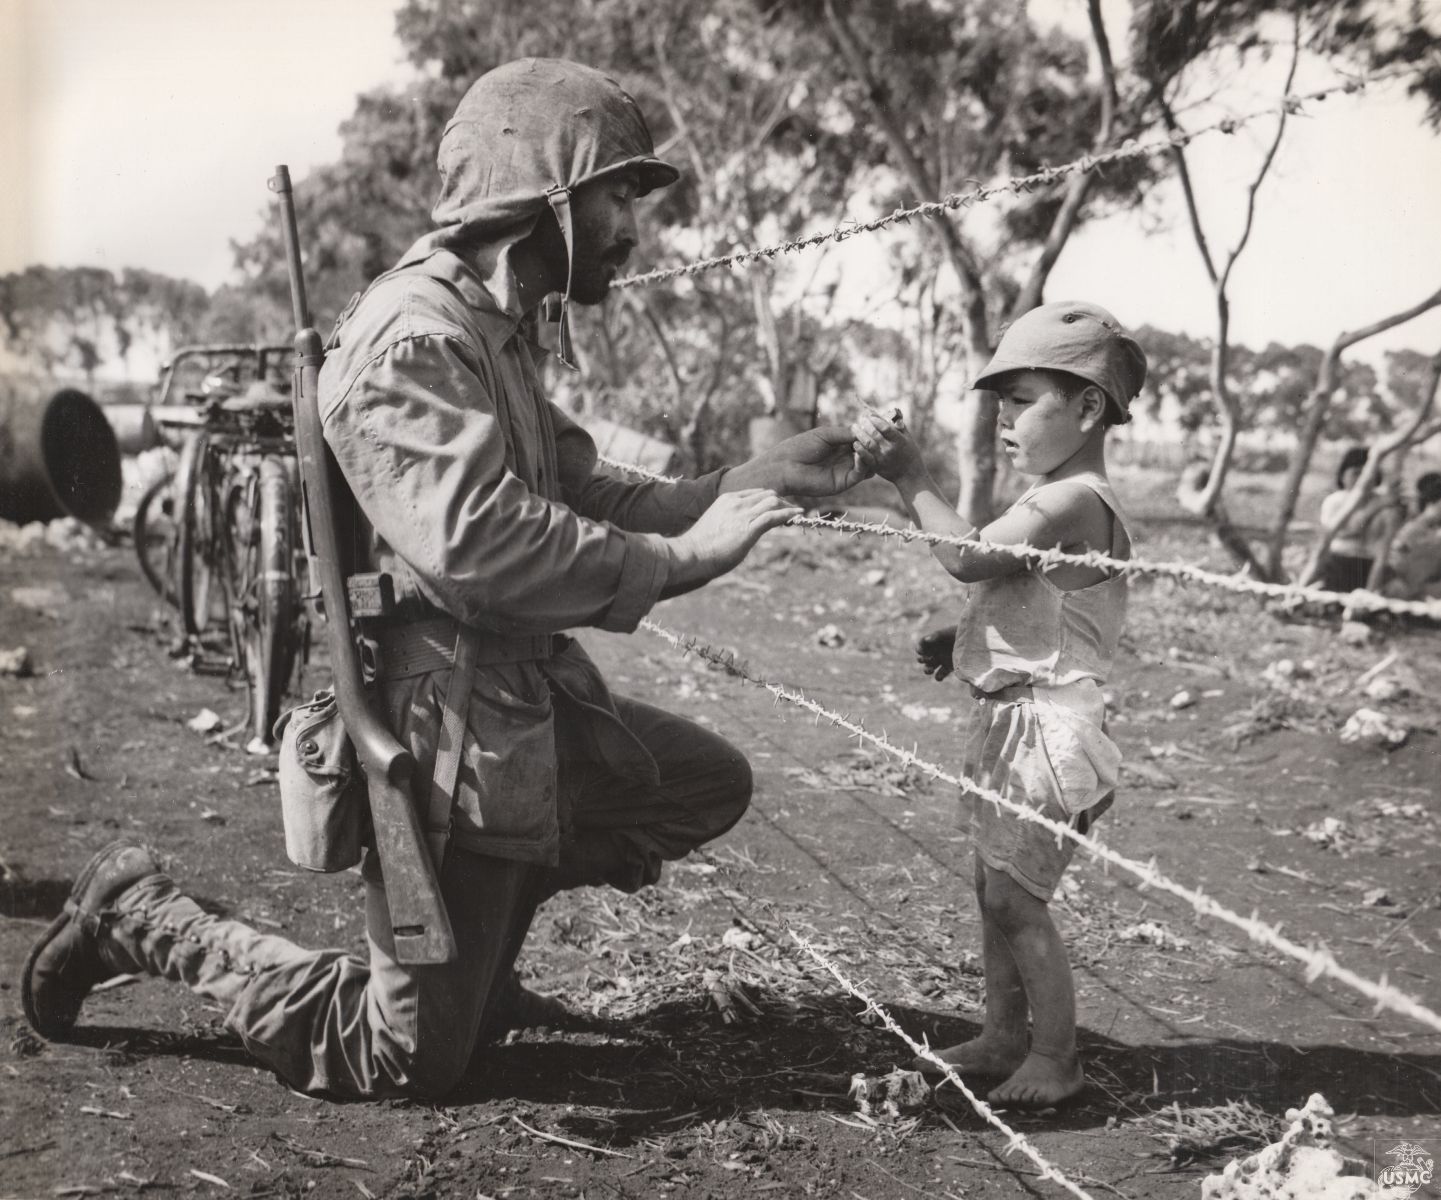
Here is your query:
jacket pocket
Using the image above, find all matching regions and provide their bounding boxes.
[275,690,367,872]
[456,672,558,849]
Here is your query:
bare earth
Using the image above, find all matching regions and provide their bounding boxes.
[2,490,1438,1200]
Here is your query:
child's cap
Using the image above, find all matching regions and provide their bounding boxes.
[972,301,1147,424]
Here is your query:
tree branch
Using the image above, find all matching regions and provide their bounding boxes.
[1009,0,1118,317]
[1218,18,1301,297]
[1265,282,1441,576]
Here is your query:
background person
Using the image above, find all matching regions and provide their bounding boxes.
[1314,445,1402,593]
[1385,470,1441,599]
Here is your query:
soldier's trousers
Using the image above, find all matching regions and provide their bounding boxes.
[93,697,750,1098]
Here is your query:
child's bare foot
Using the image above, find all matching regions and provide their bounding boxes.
[908,1035,1026,1080]
[986,1050,1085,1108]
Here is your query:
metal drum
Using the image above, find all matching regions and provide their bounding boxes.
[0,377,122,525]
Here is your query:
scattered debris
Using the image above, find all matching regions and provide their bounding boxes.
[510,1115,633,1159]
[1301,817,1353,852]
[815,623,846,648]
[721,924,761,952]
[1203,1093,1388,1199]
[849,1068,930,1119]
[1339,619,1372,646]
[1261,658,1315,689]
[63,747,99,782]
[10,585,70,613]
[1117,920,1192,951]
[1120,759,1179,789]
[1339,707,1408,750]
[899,702,952,723]
[186,708,222,734]
[78,1106,132,1121]
[0,646,32,676]
[1137,1099,1285,1167]
[188,1168,232,1188]
[702,968,761,1024]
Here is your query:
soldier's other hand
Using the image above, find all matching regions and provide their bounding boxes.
[669,489,802,588]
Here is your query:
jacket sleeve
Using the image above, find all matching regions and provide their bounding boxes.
[322,331,671,636]
[549,400,726,534]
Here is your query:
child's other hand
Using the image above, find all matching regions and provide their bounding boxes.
[850,408,920,483]
[916,625,956,681]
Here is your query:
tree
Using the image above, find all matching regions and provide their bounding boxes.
[225,0,888,468]
[0,265,209,380]
[1129,0,1441,580]
[760,0,1154,522]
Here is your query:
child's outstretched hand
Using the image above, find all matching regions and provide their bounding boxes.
[916,626,956,681]
[850,407,921,483]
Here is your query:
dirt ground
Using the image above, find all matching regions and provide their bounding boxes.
[1,472,1439,1200]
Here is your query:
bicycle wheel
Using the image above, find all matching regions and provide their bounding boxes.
[132,471,179,605]
[233,456,299,751]
[176,434,225,636]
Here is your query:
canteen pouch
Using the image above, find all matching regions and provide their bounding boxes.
[274,690,367,872]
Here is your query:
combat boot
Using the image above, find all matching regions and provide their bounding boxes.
[21,840,162,1039]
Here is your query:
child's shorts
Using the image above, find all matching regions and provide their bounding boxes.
[960,679,1120,901]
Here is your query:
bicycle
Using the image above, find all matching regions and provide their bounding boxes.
[135,348,309,754]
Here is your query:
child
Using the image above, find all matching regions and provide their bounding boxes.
[851,301,1146,1108]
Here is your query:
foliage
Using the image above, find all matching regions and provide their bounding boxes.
[0,265,209,380]
[1130,0,1441,94]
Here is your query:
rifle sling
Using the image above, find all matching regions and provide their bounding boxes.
[425,623,481,870]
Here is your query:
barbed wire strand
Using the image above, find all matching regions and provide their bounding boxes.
[615,70,1413,291]
[789,514,1441,621]
[640,616,1441,1036]
[723,878,1104,1200]
[594,454,1441,620]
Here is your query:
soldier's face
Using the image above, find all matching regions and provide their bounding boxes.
[567,171,640,305]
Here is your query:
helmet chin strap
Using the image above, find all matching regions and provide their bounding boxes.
[545,186,580,371]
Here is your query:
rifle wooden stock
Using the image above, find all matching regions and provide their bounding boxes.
[269,166,456,965]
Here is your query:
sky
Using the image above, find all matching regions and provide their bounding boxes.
[2,0,1439,371]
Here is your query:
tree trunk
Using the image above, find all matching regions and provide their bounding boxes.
[820,0,997,521]
[1265,285,1441,578]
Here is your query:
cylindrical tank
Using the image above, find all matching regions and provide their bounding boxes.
[0,378,123,525]
[102,403,160,456]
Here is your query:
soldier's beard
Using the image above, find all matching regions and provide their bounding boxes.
[568,245,631,305]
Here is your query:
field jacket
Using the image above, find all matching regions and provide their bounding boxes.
[317,234,724,861]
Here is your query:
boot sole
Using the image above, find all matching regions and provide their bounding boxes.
[20,840,140,1039]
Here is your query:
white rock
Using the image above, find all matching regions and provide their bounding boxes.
[186,708,222,734]
[1339,620,1372,646]
[1339,707,1409,749]
[1170,689,1196,710]
[1203,1093,1401,1199]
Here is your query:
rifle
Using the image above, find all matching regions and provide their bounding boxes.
[268,165,457,965]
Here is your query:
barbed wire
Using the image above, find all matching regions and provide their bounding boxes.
[615,70,1412,291]
[790,514,1441,620]
[596,449,1441,619]
[714,869,1104,1199]
[640,616,1441,1036]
